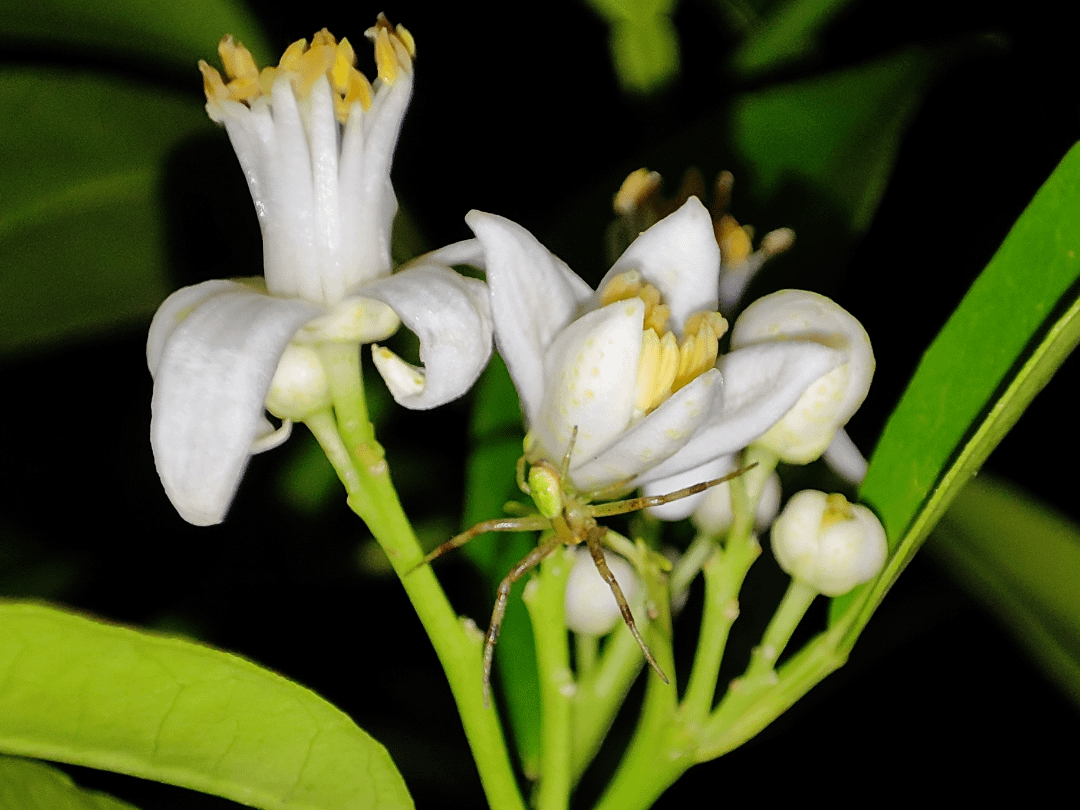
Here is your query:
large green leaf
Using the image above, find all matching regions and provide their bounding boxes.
[0,0,272,69]
[829,142,1080,645]
[729,0,860,77]
[933,474,1080,707]
[0,68,211,354]
[0,755,140,810]
[729,47,934,235]
[0,602,413,810]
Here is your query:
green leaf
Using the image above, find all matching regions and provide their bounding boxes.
[829,142,1080,647]
[582,0,680,93]
[0,68,210,355]
[730,0,861,77]
[0,602,413,810]
[0,0,272,70]
[0,755,141,810]
[932,474,1080,707]
[729,47,934,235]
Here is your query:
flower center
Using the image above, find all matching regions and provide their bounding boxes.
[198,16,415,124]
[599,270,728,416]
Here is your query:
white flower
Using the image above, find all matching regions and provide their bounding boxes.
[460,197,846,497]
[149,21,492,526]
[770,490,887,596]
[730,290,874,465]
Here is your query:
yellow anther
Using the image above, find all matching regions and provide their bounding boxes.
[599,270,643,305]
[294,41,335,96]
[199,60,229,102]
[614,168,661,215]
[257,65,278,96]
[643,302,670,335]
[822,493,855,527]
[218,35,258,83]
[278,38,308,72]
[635,329,662,413]
[373,27,399,85]
[331,38,357,93]
[335,68,374,122]
[683,310,728,341]
[716,214,753,264]
[311,28,337,48]
[395,24,416,59]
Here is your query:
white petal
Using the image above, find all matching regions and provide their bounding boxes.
[465,210,594,422]
[531,299,644,471]
[149,284,321,525]
[637,342,845,484]
[362,264,494,409]
[406,238,485,270]
[822,427,869,485]
[642,455,735,521]
[338,68,412,295]
[601,197,720,333]
[731,290,875,426]
[147,279,239,377]
[569,368,720,493]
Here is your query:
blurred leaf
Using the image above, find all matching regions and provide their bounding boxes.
[829,142,1080,647]
[0,69,210,355]
[730,47,934,234]
[730,0,859,77]
[0,0,272,69]
[0,602,413,810]
[0,755,140,810]
[584,0,681,93]
[932,474,1080,707]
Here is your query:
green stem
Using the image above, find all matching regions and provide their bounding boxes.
[593,554,684,810]
[574,632,598,679]
[524,546,575,810]
[705,578,818,738]
[318,341,525,810]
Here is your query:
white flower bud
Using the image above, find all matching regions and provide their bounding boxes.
[770,490,886,596]
[264,343,332,421]
[731,290,873,464]
[691,471,781,536]
[564,548,640,636]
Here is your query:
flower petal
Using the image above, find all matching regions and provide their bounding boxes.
[600,197,720,333]
[532,299,645,470]
[149,283,321,525]
[363,264,494,409]
[569,368,720,493]
[465,210,594,422]
[642,455,736,521]
[637,341,845,484]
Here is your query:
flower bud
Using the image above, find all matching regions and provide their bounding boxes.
[264,343,332,421]
[770,490,886,596]
[564,548,640,636]
[731,290,873,464]
[691,471,781,536]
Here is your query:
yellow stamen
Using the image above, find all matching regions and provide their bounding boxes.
[199,60,229,102]
[716,214,753,264]
[201,20,406,122]
[614,168,661,216]
[373,27,399,85]
[635,329,661,412]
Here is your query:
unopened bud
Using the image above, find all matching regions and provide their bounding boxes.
[731,290,873,464]
[265,343,332,421]
[564,548,640,636]
[770,490,886,596]
[691,471,781,536]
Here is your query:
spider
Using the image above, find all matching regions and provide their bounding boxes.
[415,429,754,703]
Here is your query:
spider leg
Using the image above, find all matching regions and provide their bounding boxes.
[411,515,551,572]
[516,454,529,496]
[585,527,670,685]
[559,426,579,481]
[588,463,757,518]
[483,537,562,705]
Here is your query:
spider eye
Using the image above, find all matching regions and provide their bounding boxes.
[527,463,564,519]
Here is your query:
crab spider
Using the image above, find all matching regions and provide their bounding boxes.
[416,430,754,703]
